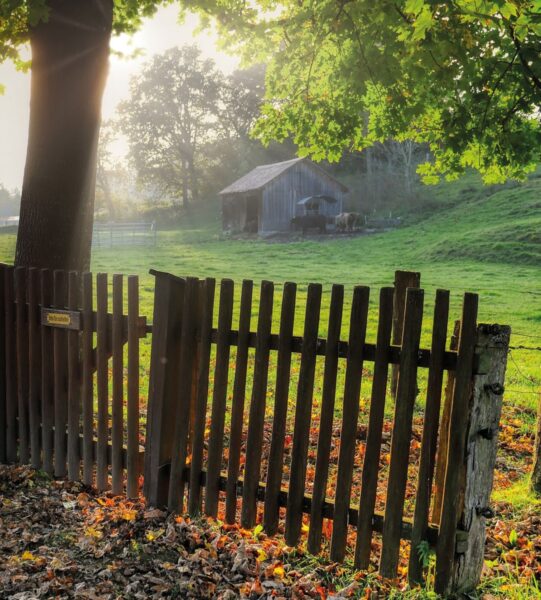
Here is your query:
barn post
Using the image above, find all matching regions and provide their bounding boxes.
[436,324,510,595]
[391,270,421,397]
[143,270,185,507]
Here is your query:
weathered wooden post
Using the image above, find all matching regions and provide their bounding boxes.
[143,270,185,507]
[435,323,510,595]
[391,270,421,397]
[530,396,541,494]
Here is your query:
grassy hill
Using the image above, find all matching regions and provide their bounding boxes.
[0,170,539,412]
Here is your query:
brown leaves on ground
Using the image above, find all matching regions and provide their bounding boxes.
[0,465,380,599]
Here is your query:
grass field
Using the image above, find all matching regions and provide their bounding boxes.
[1,171,540,597]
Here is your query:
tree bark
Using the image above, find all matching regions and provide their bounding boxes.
[15,0,113,272]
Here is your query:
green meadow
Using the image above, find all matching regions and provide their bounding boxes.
[0,171,540,418]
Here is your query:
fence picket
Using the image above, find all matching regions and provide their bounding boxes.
[67,271,80,481]
[225,279,253,524]
[285,284,322,546]
[308,284,344,554]
[112,274,124,494]
[15,267,29,464]
[435,293,479,595]
[40,269,53,473]
[0,265,5,464]
[241,280,274,529]
[127,275,140,498]
[354,286,394,568]
[330,286,370,562]
[432,320,460,524]
[82,272,94,486]
[263,282,297,534]
[53,269,68,477]
[409,289,450,584]
[28,268,41,469]
[380,287,424,578]
[205,279,234,517]
[96,273,109,491]
[188,278,216,514]
[168,276,200,513]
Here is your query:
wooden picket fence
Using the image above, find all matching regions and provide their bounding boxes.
[0,264,147,497]
[0,264,511,596]
[144,270,510,596]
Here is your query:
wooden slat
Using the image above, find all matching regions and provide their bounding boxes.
[127,275,140,498]
[167,276,200,513]
[241,280,274,529]
[111,274,124,494]
[354,286,394,568]
[391,271,421,397]
[307,284,343,554]
[205,279,234,517]
[53,269,68,476]
[96,273,109,491]
[380,287,425,578]
[330,286,370,562]
[285,283,322,546]
[28,268,42,469]
[5,266,16,463]
[67,271,80,481]
[82,272,94,486]
[409,289,450,584]
[0,265,5,463]
[432,320,460,524]
[225,279,253,524]
[15,267,29,464]
[263,282,297,534]
[143,271,186,507]
[187,278,216,514]
[40,269,53,474]
[435,293,479,594]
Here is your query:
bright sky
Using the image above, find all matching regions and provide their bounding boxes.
[0,5,240,191]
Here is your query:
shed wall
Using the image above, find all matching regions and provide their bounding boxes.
[260,162,345,232]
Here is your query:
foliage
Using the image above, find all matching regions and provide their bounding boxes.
[118,45,223,207]
[118,51,293,207]
[0,0,170,70]
[193,0,541,184]
[0,185,20,217]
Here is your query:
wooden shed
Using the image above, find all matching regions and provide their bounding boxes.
[219,157,348,234]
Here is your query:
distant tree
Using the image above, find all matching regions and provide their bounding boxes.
[200,63,295,196]
[118,46,223,209]
[0,185,21,217]
[96,121,118,221]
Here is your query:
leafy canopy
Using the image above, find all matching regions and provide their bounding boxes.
[194,0,541,183]
[0,0,171,71]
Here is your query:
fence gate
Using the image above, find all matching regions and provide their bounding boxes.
[0,264,147,497]
[144,269,510,596]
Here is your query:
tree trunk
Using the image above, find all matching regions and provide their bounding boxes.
[531,394,541,495]
[15,0,113,272]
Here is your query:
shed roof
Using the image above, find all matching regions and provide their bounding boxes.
[218,157,348,195]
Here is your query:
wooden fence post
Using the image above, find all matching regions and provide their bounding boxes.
[436,323,510,595]
[391,270,420,398]
[143,270,185,507]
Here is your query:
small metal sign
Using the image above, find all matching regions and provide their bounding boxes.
[41,308,81,330]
